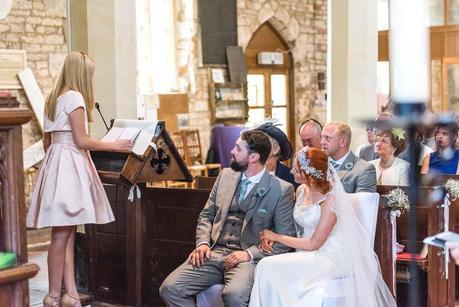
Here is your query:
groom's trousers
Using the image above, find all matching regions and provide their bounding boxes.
[159,247,256,307]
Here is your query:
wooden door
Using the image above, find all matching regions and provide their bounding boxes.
[245,22,294,144]
[247,68,290,135]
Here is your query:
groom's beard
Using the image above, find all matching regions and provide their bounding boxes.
[230,156,248,172]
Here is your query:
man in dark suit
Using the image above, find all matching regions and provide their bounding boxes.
[256,122,299,190]
[321,121,377,193]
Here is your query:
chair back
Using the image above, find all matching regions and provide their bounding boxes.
[347,192,380,248]
[182,129,203,165]
[172,132,187,162]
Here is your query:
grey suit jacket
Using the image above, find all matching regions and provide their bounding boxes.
[196,168,296,260]
[358,143,378,161]
[337,151,377,193]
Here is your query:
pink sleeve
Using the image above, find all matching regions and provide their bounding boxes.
[64,91,86,114]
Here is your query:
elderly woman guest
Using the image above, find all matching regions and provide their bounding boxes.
[370,128,410,186]
[421,123,459,175]
[256,122,299,189]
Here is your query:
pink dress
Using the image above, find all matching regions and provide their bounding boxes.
[27,90,115,228]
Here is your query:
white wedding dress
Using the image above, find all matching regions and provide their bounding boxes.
[249,189,341,307]
[249,167,396,307]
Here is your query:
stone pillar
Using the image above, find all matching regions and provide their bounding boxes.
[81,0,138,139]
[327,0,378,149]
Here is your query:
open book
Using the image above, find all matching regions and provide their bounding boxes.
[101,119,158,156]
[423,231,459,249]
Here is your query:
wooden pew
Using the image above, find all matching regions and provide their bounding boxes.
[0,98,39,306]
[422,174,459,300]
[376,185,456,307]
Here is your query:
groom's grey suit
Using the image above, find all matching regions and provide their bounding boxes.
[160,168,296,307]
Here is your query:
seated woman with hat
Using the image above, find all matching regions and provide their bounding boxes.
[256,122,299,190]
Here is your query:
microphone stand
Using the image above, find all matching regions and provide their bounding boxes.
[95,102,110,131]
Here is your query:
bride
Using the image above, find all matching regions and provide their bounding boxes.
[249,147,396,307]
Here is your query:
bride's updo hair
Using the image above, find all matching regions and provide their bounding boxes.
[295,147,331,194]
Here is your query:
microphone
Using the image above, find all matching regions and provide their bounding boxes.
[95,102,110,131]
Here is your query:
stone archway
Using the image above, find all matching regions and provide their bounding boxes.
[237,1,328,149]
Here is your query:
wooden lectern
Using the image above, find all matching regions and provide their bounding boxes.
[76,121,192,306]
[0,97,39,306]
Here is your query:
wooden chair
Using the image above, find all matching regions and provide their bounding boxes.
[179,129,221,177]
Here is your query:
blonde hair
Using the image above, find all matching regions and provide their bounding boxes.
[45,51,95,122]
[267,135,282,159]
[328,121,352,145]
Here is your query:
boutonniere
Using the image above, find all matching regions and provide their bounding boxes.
[256,187,267,197]
[344,162,353,170]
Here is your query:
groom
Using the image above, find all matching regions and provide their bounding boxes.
[160,129,296,307]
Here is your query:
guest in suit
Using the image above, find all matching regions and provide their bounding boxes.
[321,121,377,193]
[355,123,376,156]
[299,118,322,148]
[160,130,296,307]
[421,122,459,175]
[256,122,299,190]
[370,128,410,185]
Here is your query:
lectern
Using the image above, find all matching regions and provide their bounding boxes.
[76,121,192,306]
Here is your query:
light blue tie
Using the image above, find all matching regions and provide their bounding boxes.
[239,178,251,202]
[330,160,340,170]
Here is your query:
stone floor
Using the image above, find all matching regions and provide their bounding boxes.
[28,249,123,307]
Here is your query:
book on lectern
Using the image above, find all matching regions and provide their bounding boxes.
[101,119,158,156]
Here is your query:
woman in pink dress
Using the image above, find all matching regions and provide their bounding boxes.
[26,51,132,307]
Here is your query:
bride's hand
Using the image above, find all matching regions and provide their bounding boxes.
[258,238,274,253]
[259,229,278,242]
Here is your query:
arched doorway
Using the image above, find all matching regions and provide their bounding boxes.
[245,22,294,143]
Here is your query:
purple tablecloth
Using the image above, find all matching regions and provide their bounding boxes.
[207,126,243,168]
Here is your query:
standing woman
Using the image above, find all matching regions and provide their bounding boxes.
[421,123,459,175]
[26,51,132,307]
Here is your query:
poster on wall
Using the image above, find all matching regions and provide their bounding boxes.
[0,49,27,89]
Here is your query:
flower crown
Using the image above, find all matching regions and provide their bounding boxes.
[298,147,325,179]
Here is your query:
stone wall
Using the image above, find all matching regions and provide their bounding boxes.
[238,0,327,147]
[0,0,67,148]
[175,0,328,153]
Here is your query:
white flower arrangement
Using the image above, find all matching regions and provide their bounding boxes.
[383,188,410,214]
[445,179,459,201]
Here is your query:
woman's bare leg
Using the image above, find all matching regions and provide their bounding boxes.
[47,226,75,297]
[62,226,79,297]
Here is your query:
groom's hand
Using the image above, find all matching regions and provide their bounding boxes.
[224,251,250,270]
[188,244,211,267]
